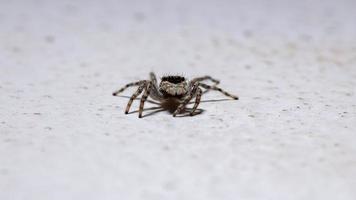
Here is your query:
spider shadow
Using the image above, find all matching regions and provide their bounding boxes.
[124,98,204,118]
[115,95,234,118]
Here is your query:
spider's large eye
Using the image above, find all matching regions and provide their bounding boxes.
[162,76,185,84]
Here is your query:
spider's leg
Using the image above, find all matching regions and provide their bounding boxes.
[199,83,239,100]
[113,80,145,96]
[190,88,202,116]
[149,89,165,101]
[173,97,192,117]
[191,76,220,85]
[125,84,145,114]
[138,81,152,118]
[149,72,165,101]
[149,72,158,86]
[173,83,199,117]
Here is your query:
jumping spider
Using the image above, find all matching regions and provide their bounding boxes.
[112,72,238,118]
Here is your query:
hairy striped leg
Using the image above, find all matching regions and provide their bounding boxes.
[138,81,153,118]
[149,72,165,101]
[191,76,220,85]
[190,88,202,116]
[173,83,199,117]
[125,84,146,114]
[112,80,145,96]
[199,83,239,100]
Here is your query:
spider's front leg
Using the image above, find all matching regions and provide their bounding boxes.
[138,81,153,118]
[125,84,146,114]
[149,72,165,101]
[173,82,199,117]
[190,87,202,116]
[149,72,158,86]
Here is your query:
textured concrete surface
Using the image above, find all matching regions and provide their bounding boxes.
[1,0,356,199]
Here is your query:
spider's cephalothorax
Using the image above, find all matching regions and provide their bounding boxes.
[159,76,189,98]
[113,72,238,118]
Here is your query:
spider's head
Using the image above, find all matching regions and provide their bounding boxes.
[159,75,188,97]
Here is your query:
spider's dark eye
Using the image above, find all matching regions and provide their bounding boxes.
[162,76,185,84]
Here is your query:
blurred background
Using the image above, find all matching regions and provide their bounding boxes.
[1,0,356,200]
[1,0,355,77]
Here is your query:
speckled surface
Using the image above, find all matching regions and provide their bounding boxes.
[1,0,356,199]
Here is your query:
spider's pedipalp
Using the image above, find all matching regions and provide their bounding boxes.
[199,83,239,100]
